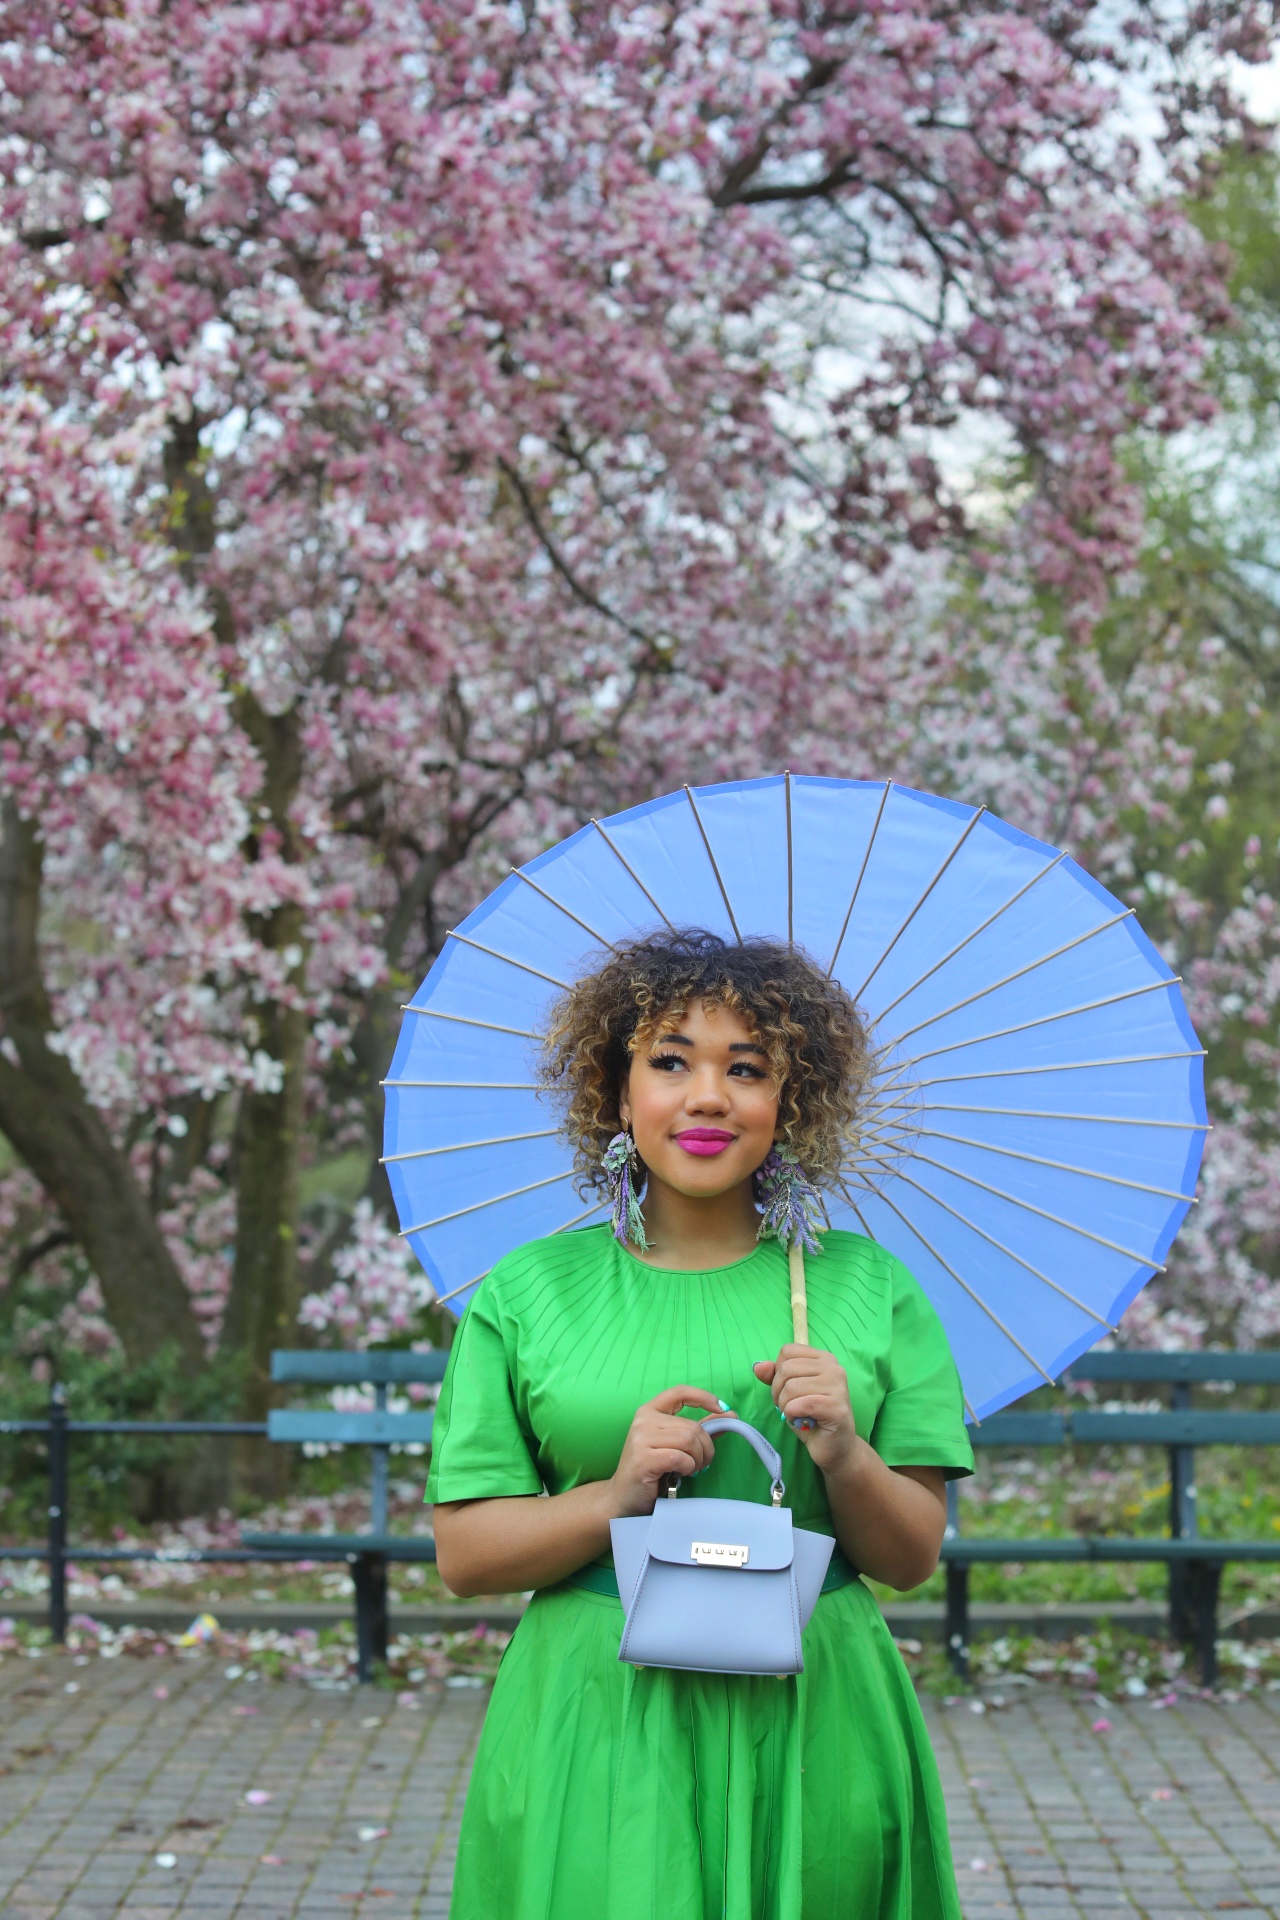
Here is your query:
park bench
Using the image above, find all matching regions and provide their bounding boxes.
[942,1351,1280,1686]
[239,1350,444,1679]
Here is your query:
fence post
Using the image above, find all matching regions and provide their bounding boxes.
[47,1381,68,1645]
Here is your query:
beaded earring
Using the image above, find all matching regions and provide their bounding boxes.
[755,1145,824,1256]
[603,1128,649,1250]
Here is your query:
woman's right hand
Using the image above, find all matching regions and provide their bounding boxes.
[607,1386,728,1516]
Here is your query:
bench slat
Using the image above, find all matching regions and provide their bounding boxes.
[239,1531,437,1561]
[942,1536,1280,1562]
[271,1350,448,1385]
[1073,1411,1280,1445]
[971,1414,1066,1447]
[267,1410,435,1445]
[1067,1351,1280,1385]
[972,1410,1280,1446]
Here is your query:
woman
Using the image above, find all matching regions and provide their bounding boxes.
[429,929,974,1920]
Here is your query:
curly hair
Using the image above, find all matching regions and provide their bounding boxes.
[540,929,870,1198]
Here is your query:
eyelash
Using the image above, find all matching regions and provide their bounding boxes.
[648,1051,767,1079]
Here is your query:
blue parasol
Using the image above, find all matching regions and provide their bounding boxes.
[382,777,1205,1421]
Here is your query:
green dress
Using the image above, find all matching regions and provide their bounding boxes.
[426,1224,974,1920]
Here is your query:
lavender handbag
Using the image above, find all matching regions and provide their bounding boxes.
[609,1416,836,1676]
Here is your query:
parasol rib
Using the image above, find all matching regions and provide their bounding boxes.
[914,1125,1199,1203]
[849,1199,880,1241]
[381,1079,540,1089]
[883,909,1136,1051]
[400,1005,540,1040]
[431,1272,491,1309]
[908,1148,1165,1269]
[902,976,1183,1069]
[785,770,794,948]
[380,1127,558,1164]
[398,1168,575,1236]
[512,867,615,948]
[827,781,892,978]
[865,1183,1057,1386]
[916,1102,1209,1130]
[445,929,570,990]
[427,1200,609,1309]
[908,1049,1204,1088]
[590,819,675,930]
[684,786,742,941]
[861,1150,1114,1328]
[874,852,1067,1024]
[551,1199,611,1234]
[851,1120,919,1152]
[853,806,988,1004]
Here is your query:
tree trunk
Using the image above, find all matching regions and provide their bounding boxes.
[217,700,309,1488]
[165,416,312,1459]
[0,800,205,1368]
[220,924,308,1425]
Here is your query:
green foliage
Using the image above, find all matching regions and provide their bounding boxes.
[0,1344,245,1537]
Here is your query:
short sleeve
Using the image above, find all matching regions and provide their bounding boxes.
[425,1282,542,1503]
[868,1261,975,1480]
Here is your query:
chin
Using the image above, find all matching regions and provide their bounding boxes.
[658,1158,756,1198]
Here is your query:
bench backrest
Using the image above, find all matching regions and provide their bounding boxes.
[972,1409,1280,1447]
[270,1350,448,1385]
[1066,1351,1280,1385]
[267,1349,445,1450]
[266,1409,437,1444]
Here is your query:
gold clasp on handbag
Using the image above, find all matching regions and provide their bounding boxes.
[690,1541,749,1568]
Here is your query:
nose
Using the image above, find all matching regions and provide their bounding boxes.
[684,1065,731,1114]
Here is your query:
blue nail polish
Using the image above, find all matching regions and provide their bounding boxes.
[717,1398,731,1413]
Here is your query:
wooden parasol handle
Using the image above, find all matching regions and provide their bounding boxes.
[788,1241,808,1345]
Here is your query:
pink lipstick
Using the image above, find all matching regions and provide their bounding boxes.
[675,1128,736,1157]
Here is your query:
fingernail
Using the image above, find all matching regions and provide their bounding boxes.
[717,1399,731,1412]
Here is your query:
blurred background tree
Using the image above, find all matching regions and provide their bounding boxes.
[0,1,1276,1510]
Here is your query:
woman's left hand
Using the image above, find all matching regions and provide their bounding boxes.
[753,1344,857,1476]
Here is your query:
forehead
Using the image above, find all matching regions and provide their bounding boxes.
[648,996,761,1045]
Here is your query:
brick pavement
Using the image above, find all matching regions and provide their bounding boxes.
[1,1648,1277,1918]
[0,1649,483,1920]
[934,1687,1280,1919]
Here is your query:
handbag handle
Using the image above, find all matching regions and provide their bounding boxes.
[698,1415,785,1504]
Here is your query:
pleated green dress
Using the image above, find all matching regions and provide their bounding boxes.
[426,1225,974,1920]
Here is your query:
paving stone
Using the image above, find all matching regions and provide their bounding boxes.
[928,1687,1280,1918]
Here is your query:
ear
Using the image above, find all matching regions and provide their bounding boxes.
[618,1065,631,1130]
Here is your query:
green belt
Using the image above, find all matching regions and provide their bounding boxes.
[563,1544,859,1602]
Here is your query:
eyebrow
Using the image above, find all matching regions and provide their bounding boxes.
[654,1033,768,1057]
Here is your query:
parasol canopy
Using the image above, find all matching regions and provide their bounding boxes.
[382,777,1205,1420]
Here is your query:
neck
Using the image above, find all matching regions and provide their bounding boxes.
[632,1171,762,1270]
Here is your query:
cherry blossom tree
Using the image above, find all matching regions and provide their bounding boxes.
[0,0,1271,1412]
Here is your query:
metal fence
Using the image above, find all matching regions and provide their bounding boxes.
[1,1383,270,1640]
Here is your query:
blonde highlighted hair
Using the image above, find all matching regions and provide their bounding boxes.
[540,929,870,1197]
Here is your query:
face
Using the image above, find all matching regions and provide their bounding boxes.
[619,998,780,1199]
